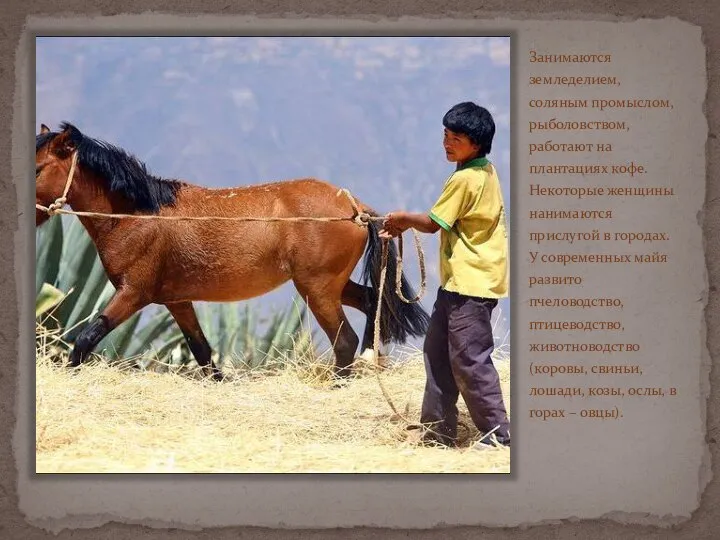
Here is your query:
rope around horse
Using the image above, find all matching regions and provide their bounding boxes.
[36,157,425,425]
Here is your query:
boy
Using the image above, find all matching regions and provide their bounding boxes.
[379,101,511,449]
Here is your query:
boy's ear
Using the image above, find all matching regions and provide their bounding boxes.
[39,124,50,135]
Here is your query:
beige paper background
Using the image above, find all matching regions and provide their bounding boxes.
[2,4,718,539]
[517,17,710,523]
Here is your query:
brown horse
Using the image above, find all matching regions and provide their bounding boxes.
[35,122,429,380]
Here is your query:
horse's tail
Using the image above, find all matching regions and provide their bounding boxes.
[360,212,431,344]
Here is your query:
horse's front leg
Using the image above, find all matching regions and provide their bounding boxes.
[69,287,148,367]
[165,301,222,381]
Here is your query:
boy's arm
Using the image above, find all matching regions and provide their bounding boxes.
[380,170,475,239]
[379,211,440,239]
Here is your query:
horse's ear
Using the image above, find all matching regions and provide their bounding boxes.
[40,124,50,135]
[52,131,76,156]
[51,123,80,156]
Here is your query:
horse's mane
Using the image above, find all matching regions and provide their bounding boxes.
[36,122,182,213]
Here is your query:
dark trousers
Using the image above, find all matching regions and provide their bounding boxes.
[420,287,511,446]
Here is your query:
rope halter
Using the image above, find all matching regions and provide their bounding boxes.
[42,151,78,216]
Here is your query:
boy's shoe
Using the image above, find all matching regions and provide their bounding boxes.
[404,426,425,445]
[404,425,455,447]
[472,433,510,451]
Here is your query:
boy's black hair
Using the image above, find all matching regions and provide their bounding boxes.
[442,101,495,157]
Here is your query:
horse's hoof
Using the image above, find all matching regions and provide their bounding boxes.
[65,362,81,376]
[334,368,353,379]
[330,369,353,388]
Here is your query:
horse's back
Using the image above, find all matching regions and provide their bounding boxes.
[274,177,370,216]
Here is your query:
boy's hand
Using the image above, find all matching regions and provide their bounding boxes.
[378,211,439,238]
[379,211,407,239]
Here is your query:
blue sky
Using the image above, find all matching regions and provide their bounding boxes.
[36,36,511,351]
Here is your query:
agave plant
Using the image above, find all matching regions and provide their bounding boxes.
[36,216,315,369]
[35,282,65,319]
[160,297,313,370]
[199,299,314,369]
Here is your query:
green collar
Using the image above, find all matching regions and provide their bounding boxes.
[457,156,489,170]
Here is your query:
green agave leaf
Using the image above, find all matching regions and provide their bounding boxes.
[35,282,66,319]
[261,310,287,361]
[216,305,227,355]
[151,333,187,365]
[55,224,103,329]
[224,327,242,365]
[279,301,305,344]
[124,308,178,358]
[91,280,117,315]
[198,303,213,344]
[64,253,111,333]
[234,303,250,352]
[264,297,308,361]
[223,304,241,360]
[35,216,63,296]
[56,219,91,287]
[97,312,142,361]
[208,303,224,353]
[219,302,242,357]
[243,304,257,366]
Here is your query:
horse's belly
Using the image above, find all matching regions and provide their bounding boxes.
[158,252,291,303]
[203,268,290,302]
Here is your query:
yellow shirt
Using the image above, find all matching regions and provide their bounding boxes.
[429,157,509,298]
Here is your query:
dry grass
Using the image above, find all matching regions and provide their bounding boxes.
[35,326,511,474]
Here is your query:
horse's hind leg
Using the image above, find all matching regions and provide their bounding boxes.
[69,287,148,367]
[341,280,383,362]
[297,278,359,379]
[165,301,222,381]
